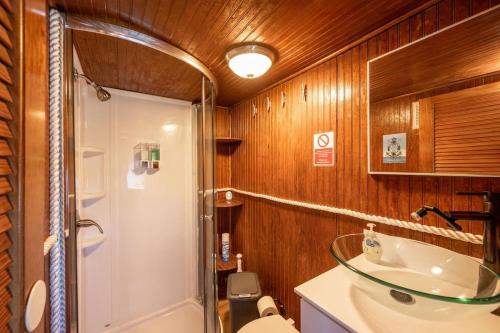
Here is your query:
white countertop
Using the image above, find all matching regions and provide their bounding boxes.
[294,266,500,333]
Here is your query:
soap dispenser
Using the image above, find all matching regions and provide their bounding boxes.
[362,223,382,263]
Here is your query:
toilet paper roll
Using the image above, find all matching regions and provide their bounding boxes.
[257,296,279,317]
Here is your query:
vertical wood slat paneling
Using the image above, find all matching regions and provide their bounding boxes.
[222,0,499,326]
[215,106,232,189]
[215,106,233,247]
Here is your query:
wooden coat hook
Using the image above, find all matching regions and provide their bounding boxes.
[301,83,307,102]
[252,103,257,117]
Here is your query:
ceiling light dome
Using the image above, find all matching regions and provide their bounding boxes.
[226,44,275,79]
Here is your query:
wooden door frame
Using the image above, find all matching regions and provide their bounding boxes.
[8,0,50,332]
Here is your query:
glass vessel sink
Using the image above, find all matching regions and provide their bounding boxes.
[330,233,500,320]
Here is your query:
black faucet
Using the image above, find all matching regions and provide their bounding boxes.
[412,192,499,276]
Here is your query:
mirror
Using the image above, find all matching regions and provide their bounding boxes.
[368,7,500,176]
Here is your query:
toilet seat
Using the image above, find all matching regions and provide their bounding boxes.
[237,315,299,333]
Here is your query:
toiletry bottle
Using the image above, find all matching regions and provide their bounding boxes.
[362,223,382,263]
[140,143,149,161]
[150,143,160,161]
[222,233,230,262]
[236,253,243,272]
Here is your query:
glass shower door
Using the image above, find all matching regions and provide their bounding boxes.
[197,75,218,333]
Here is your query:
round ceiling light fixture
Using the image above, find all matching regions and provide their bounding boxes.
[226,44,275,79]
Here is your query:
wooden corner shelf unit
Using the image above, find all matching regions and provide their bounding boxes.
[216,253,237,272]
[216,199,243,208]
[215,137,243,144]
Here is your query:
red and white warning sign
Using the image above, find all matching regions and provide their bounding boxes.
[313,131,334,166]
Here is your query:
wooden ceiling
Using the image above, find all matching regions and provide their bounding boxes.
[73,31,202,101]
[52,0,428,105]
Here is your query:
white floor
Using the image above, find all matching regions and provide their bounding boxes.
[120,301,204,333]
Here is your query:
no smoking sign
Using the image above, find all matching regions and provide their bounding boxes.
[313,131,334,166]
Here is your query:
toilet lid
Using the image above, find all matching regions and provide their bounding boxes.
[238,315,299,333]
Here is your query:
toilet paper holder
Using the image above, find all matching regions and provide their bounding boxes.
[257,296,286,317]
[274,298,286,316]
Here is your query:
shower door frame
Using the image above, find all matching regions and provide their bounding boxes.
[62,12,220,333]
[62,26,79,333]
[196,76,218,333]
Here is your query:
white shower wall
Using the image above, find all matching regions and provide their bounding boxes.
[75,72,197,332]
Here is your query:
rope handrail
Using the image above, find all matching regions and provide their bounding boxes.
[216,187,483,245]
[43,235,58,256]
[49,9,67,332]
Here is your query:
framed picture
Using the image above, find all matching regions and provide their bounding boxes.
[383,133,406,164]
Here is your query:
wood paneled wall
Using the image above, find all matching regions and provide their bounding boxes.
[221,0,500,325]
[215,106,235,251]
[215,106,232,189]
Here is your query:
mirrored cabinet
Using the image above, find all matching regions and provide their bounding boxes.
[368,7,500,177]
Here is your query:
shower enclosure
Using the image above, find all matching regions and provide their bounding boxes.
[60,14,219,333]
[197,76,218,333]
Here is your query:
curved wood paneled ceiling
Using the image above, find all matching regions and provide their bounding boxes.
[52,0,428,105]
[73,31,203,101]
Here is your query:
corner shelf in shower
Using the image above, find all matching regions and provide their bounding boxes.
[79,234,107,249]
[81,146,105,158]
[80,191,105,201]
[80,146,106,203]
[215,137,243,144]
[216,199,243,208]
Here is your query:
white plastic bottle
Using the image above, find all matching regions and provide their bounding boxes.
[362,223,382,263]
[236,253,243,272]
[222,233,230,262]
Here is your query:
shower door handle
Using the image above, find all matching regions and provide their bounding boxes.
[76,219,104,234]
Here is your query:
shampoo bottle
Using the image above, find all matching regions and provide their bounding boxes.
[222,233,230,262]
[362,223,382,263]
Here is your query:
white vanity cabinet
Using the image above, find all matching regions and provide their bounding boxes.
[300,299,350,333]
[294,267,500,333]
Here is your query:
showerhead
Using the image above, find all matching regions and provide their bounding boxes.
[74,70,111,102]
[92,83,111,102]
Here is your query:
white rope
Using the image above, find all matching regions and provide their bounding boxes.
[49,9,66,333]
[43,235,58,256]
[217,188,483,245]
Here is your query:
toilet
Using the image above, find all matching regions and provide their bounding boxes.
[227,272,298,333]
[238,315,299,333]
